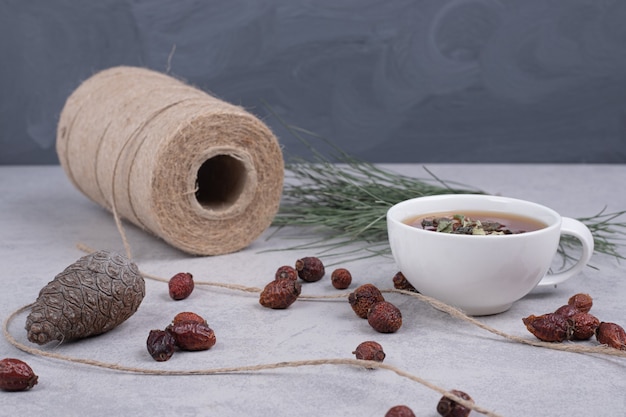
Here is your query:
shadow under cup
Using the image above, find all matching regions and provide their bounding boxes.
[386,194,593,316]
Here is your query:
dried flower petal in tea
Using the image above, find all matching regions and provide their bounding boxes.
[407,212,545,236]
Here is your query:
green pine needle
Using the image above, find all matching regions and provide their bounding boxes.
[268,112,626,263]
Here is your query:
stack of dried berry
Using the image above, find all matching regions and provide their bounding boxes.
[259,263,303,309]
[259,257,355,309]
[349,283,403,333]
[146,311,216,362]
[258,258,403,333]
[523,293,626,350]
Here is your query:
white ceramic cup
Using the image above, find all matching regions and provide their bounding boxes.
[386,194,594,315]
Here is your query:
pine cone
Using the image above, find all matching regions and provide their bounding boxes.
[25,250,145,345]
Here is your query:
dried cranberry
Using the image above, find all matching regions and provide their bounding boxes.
[0,358,38,392]
[392,271,419,293]
[385,405,416,417]
[568,293,593,313]
[167,321,216,351]
[352,341,386,364]
[348,284,385,319]
[522,313,572,342]
[596,322,626,350]
[570,312,600,340]
[146,329,176,362]
[367,301,402,333]
[295,257,325,282]
[259,279,302,309]
[331,268,352,289]
[168,272,194,300]
[275,265,298,281]
[437,390,474,417]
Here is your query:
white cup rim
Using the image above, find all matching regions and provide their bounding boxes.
[387,194,561,237]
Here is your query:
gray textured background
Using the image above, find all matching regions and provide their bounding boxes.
[2,0,626,164]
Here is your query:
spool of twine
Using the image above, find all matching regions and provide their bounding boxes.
[56,66,284,255]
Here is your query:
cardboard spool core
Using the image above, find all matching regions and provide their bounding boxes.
[195,154,252,213]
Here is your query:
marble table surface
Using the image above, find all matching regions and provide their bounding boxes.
[1,164,625,417]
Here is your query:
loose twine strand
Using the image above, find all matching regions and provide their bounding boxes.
[3,305,488,416]
[8,216,626,417]
[4,250,625,417]
[82,230,626,359]
[106,256,626,359]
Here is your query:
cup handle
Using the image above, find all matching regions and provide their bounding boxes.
[537,217,595,287]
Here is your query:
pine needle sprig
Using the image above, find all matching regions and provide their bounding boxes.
[559,207,626,261]
[270,121,483,259]
[268,111,626,263]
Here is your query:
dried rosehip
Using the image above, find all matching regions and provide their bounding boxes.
[275,265,298,281]
[168,272,194,300]
[568,293,593,313]
[0,358,38,392]
[166,321,216,351]
[331,268,352,290]
[348,284,385,319]
[367,301,402,333]
[437,390,474,417]
[385,405,416,417]
[352,341,386,365]
[596,322,626,350]
[570,312,600,340]
[295,256,325,282]
[522,313,572,342]
[146,329,176,362]
[554,304,579,318]
[172,311,207,326]
[392,271,419,293]
[259,279,301,309]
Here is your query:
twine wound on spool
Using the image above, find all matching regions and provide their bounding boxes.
[56,66,284,255]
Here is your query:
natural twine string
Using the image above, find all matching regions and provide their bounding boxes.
[75,243,626,358]
[4,250,623,417]
[6,249,625,417]
[3,304,497,417]
[6,272,625,417]
[11,238,500,416]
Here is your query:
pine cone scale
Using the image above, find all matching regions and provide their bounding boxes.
[25,250,145,345]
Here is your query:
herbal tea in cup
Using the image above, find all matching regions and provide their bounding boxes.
[386,194,594,315]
